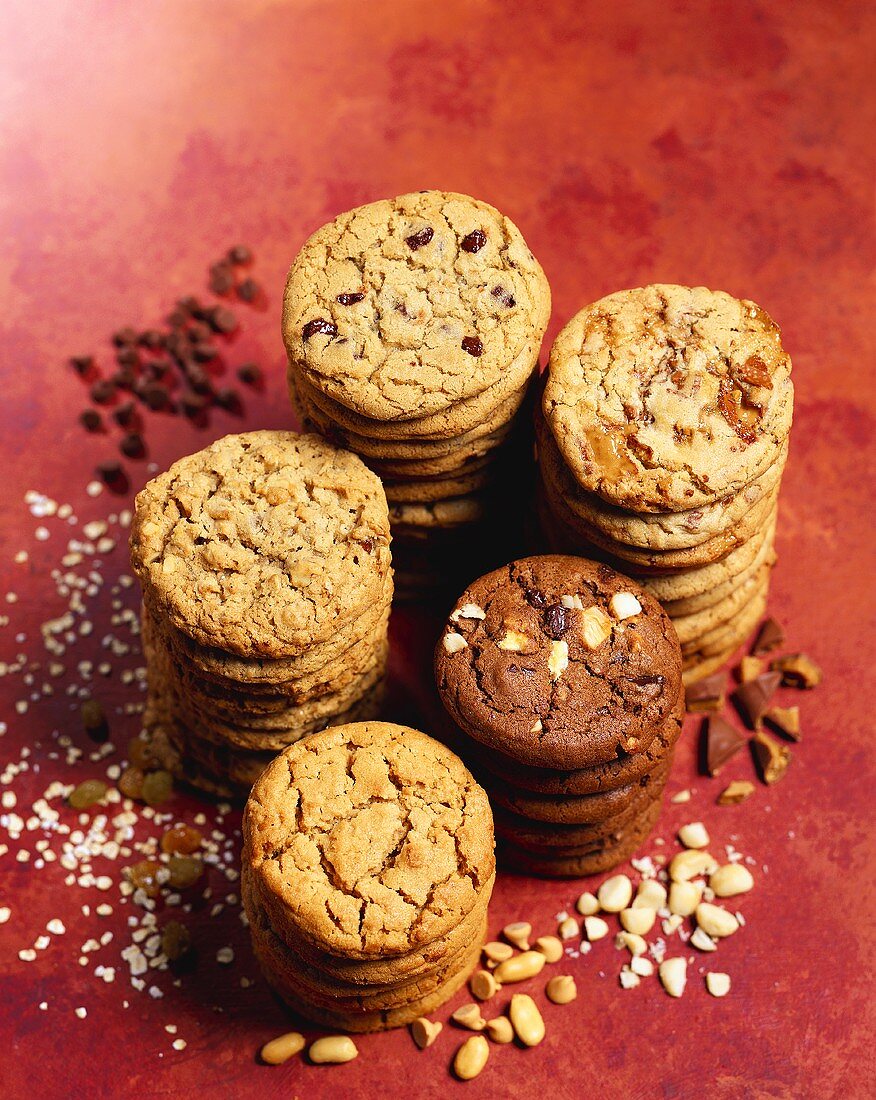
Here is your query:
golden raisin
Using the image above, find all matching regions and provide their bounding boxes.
[142,770,173,806]
[118,766,145,800]
[68,779,108,809]
[128,735,158,770]
[161,920,192,961]
[128,859,163,898]
[161,823,202,855]
[166,856,203,890]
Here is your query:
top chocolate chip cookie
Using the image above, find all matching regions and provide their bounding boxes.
[283,191,551,421]
[542,285,794,512]
[130,431,391,658]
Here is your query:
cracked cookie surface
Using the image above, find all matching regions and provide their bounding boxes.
[130,431,391,658]
[435,555,682,770]
[243,721,495,959]
[283,190,550,420]
[543,284,793,512]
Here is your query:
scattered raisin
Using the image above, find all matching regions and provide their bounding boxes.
[461,336,483,357]
[460,229,486,253]
[167,855,203,889]
[208,306,238,334]
[161,920,192,961]
[405,226,434,250]
[336,292,365,306]
[302,318,338,341]
[113,402,140,430]
[81,699,108,740]
[543,604,568,639]
[68,779,108,809]
[127,735,158,771]
[141,770,174,806]
[118,766,145,800]
[128,859,163,898]
[161,823,202,855]
[214,388,242,413]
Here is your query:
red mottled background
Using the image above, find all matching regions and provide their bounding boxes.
[1,2,874,1097]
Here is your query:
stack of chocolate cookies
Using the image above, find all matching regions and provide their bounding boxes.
[435,555,684,878]
[283,189,551,595]
[129,431,393,798]
[537,285,794,683]
[242,721,496,1031]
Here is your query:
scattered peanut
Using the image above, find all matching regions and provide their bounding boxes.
[482,941,514,965]
[493,951,546,984]
[619,907,655,935]
[485,1016,514,1044]
[706,972,732,998]
[710,864,754,897]
[509,993,545,1047]
[690,927,717,952]
[545,975,577,1005]
[615,931,647,956]
[696,903,740,939]
[557,916,578,940]
[669,880,702,917]
[575,891,600,916]
[534,935,564,963]
[470,970,500,1002]
[597,874,633,912]
[633,879,667,910]
[583,916,610,941]
[308,1036,358,1065]
[502,921,531,951]
[630,955,654,977]
[451,1003,487,1031]
[260,1031,305,1064]
[678,822,710,849]
[454,1035,490,1080]
[669,849,717,882]
[658,957,688,998]
[411,1017,442,1049]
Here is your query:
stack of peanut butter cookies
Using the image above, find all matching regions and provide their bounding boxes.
[242,721,495,1031]
[283,190,551,595]
[435,555,684,878]
[129,431,393,798]
[537,285,794,683]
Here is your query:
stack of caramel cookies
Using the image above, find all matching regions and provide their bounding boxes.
[129,431,393,798]
[283,189,551,595]
[242,721,496,1031]
[435,555,684,878]
[537,284,794,683]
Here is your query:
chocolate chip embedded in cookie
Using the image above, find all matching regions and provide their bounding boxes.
[434,555,683,771]
[283,191,551,421]
[130,431,391,659]
[543,285,794,512]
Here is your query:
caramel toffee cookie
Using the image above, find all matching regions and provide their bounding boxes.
[283,190,550,421]
[543,284,794,512]
[242,721,495,960]
[130,430,391,658]
[435,555,683,770]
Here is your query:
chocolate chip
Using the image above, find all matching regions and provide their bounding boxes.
[70,356,95,376]
[140,384,170,411]
[704,715,746,776]
[97,460,125,484]
[113,402,140,429]
[337,292,365,306]
[302,318,338,341]
[461,336,483,357]
[214,388,242,413]
[360,537,375,553]
[192,343,219,363]
[461,229,486,253]
[112,327,138,347]
[177,296,201,316]
[685,672,726,713]
[236,278,260,302]
[237,363,262,386]
[120,433,145,459]
[542,604,568,640]
[138,329,165,350]
[207,306,238,334]
[181,390,209,417]
[752,617,784,655]
[491,285,516,308]
[184,364,212,394]
[80,409,102,432]
[116,347,139,369]
[227,245,253,265]
[186,322,212,344]
[90,380,116,405]
[405,226,434,250]
[626,674,665,701]
[733,671,782,730]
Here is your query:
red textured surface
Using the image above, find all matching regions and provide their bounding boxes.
[1,2,874,1097]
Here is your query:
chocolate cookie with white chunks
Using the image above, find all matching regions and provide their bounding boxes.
[435,555,683,771]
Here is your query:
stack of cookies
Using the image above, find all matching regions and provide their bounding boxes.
[129,430,393,798]
[537,285,794,683]
[242,721,496,1031]
[435,555,684,878]
[283,189,551,595]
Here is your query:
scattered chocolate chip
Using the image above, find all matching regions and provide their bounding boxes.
[462,336,483,357]
[111,369,136,391]
[214,388,242,413]
[764,705,801,742]
[752,617,784,655]
[138,329,165,350]
[227,245,252,265]
[405,226,434,250]
[70,355,95,376]
[302,318,338,341]
[734,671,782,729]
[177,296,202,316]
[166,308,188,329]
[181,390,209,417]
[771,653,822,689]
[184,364,212,394]
[337,291,365,306]
[542,604,568,640]
[751,730,791,785]
[461,229,486,253]
[112,327,138,347]
[685,672,726,713]
[192,343,219,363]
[116,347,139,369]
[96,460,125,484]
[113,402,140,430]
[237,278,260,302]
[140,384,171,411]
[207,306,238,334]
[237,363,262,386]
[491,285,516,308]
[186,322,212,344]
[120,433,145,459]
[80,409,102,432]
[705,715,746,776]
[90,380,116,405]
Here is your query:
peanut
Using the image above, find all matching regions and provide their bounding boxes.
[509,993,545,1047]
[557,915,578,940]
[308,1036,358,1064]
[454,1035,489,1080]
[451,1003,486,1031]
[493,950,546,984]
[260,1031,305,1064]
[534,935,564,963]
[545,975,577,1005]
[470,970,499,1002]
[485,1016,514,1044]
[502,921,531,951]
[410,1017,442,1049]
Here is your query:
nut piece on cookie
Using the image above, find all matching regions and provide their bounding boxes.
[610,592,642,620]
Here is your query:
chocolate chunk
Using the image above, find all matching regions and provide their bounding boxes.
[80,409,102,432]
[227,245,253,265]
[764,705,801,742]
[237,278,260,302]
[461,229,486,253]
[771,653,822,689]
[336,292,365,306]
[685,672,726,713]
[237,363,262,386]
[752,617,784,655]
[717,779,755,805]
[120,433,145,459]
[462,336,483,357]
[302,318,338,342]
[90,380,116,405]
[542,604,568,640]
[733,671,782,729]
[491,285,516,308]
[627,674,665,702]
[705,715,746,776]
[113,402,140,430]
[405,226,434,250]
[112,327,138,347]
[751,731,791,785]
[70,355,95,376]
